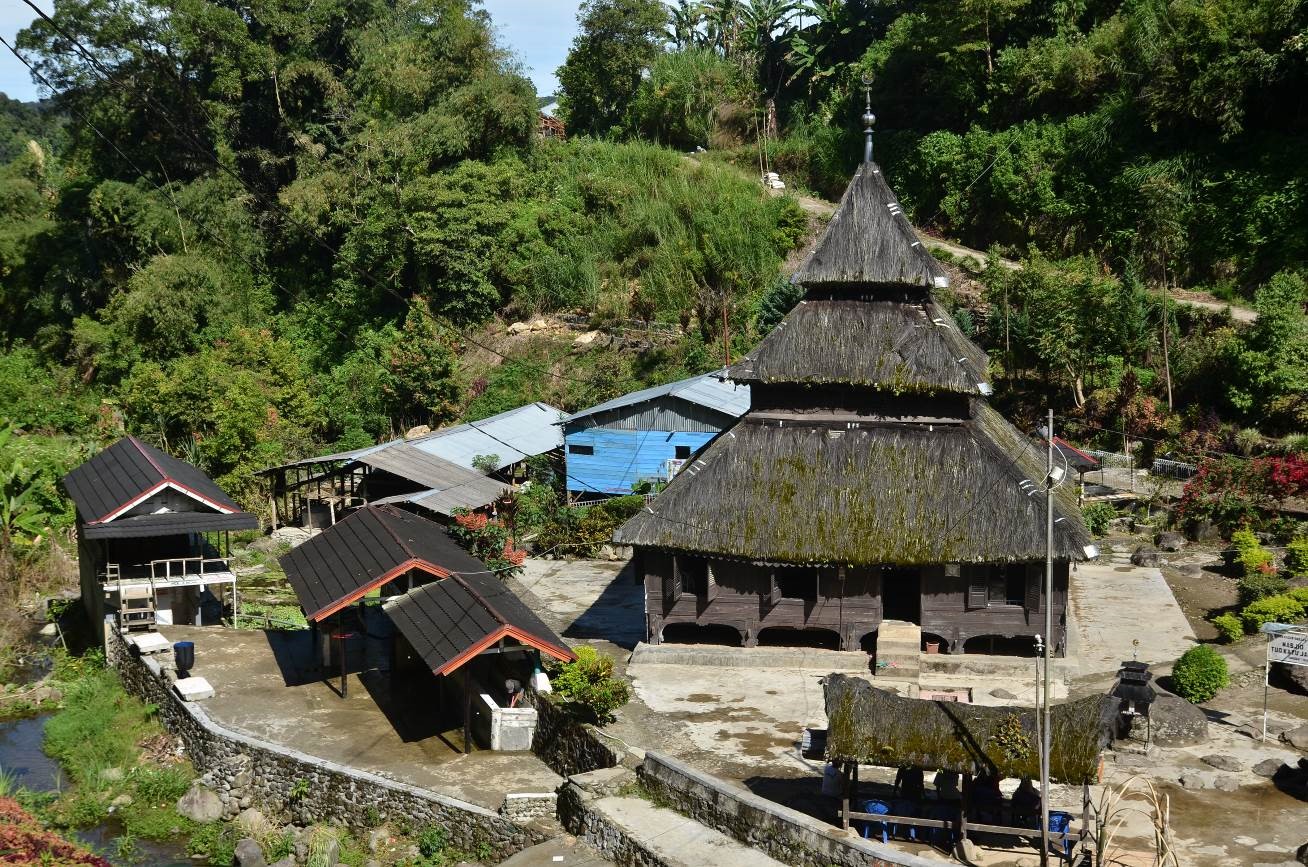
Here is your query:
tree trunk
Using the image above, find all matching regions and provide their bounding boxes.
[1161,271,1174,410]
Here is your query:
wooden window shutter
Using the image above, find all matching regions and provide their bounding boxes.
[769,572,781,607]
[706,562,718,602]
[965,567,988,610]
[1025,565,1042,614]
[664,559,683,606]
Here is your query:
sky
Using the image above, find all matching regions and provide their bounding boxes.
[0,0,580,103]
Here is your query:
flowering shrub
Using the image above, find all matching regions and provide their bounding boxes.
[1174,455,1308,535]
[449,509,526,576]
[0,797,110,865]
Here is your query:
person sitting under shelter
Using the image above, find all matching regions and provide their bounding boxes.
[1011,777,1041,827]
[894,767,925,801]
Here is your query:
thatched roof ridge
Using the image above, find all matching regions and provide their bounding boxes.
[792,162,948,289]
[725,297,988,392]
[823,675,1114,784]
[613,400,1091,564]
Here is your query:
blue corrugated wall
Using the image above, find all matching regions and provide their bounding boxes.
[565,428,717,495]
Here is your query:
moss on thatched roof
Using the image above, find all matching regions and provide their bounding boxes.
[823,674,1115,784]
[614,400,1091,564]
[725,296,988,392]
[792,162,948,289]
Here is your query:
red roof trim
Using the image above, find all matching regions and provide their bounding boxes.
[1053,436,1098,466]
[432,624,574,677]
[308,559,451,622]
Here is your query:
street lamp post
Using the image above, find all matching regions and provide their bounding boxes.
[1040,407,1055,867]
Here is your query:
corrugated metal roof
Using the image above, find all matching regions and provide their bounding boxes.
[261,403,563,473]
[564,373,750,424]
[408,402,564,470]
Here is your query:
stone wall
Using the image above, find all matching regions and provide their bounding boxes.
[638,751,951,867]
[107,629,546,860]
[525,690,626,777]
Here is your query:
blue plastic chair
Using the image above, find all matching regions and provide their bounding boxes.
[856,799,890,844]
[1048,811,1073,858]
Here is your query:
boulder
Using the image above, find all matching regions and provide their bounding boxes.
[1213,775,1240,792]
[1177,773,1208,791]
[1254,758,1286,778]
[177,782,223,823]
[234,838,266,867]
[1275,661,1308,696]
[1131,545,1161,567]
[1201,754,1243,772]
[1130,694,1209,746]
[1156,530,1187,552]
[1283,723,1308,752]
[1297,841,1308,865]
[1187,519,1223,543]
[235,808,267,836]
[269,859,295,867]
[507,321,530,335]
[990,688,1019,700]
[367,829,389,854]
[404,425,431,439]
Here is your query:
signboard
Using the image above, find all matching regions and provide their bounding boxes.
[665,458,687,480]
[1270,630,1308,667]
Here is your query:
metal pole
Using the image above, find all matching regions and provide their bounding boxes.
[1041,408,1054,867]
[1262,631,1270,742]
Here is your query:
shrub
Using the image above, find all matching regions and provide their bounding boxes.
[1240,594,1307,633]
[188,823,238,865]
[1211,613,1245,643]
[1285,536,1308,579]
[1237,573,1288,607]
[1231,527,1274,578]
[1081,502,1115,537]
[1170,645,1229,704]
[548,646,631,724]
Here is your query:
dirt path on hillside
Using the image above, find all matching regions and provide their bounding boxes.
[766,182,1258,322]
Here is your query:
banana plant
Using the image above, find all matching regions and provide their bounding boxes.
[0,424,49,551]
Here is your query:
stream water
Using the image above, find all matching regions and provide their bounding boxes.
[0,715,194,866]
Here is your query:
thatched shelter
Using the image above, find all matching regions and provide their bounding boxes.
[823,674,1115,785]
[615,133,1091,656]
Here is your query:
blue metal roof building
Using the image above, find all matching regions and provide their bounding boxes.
[562,373,750,497]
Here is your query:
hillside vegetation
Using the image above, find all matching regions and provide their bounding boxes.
[0,0,1305,559]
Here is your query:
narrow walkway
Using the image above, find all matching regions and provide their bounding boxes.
[1071,560,1196,676]
[591,796,789,867]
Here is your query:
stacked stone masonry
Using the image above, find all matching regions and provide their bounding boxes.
[106,628,546,860]
[525,690,626,777]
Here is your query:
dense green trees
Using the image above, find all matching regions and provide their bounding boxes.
[556,0,670,137]
[0,0,808,512]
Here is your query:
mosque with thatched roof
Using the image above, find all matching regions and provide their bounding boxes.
[614,123,1092,658]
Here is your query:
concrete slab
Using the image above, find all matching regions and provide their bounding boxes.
[173,676,214,701]
[591,796,788,867]
[160,625,562,810]
[1071,562,1196,676]
[129,632,172,654]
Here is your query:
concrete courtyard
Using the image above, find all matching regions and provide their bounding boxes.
[159,624,562,811]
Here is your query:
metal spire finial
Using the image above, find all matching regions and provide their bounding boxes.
[860,73,876,164]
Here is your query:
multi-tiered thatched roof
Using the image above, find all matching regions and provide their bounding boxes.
[614,156,1091,566]
[614,402,1089,564]
[824,674,1115,784]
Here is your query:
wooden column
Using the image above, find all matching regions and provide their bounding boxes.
[841,761,851,830]
[959,772,971,846]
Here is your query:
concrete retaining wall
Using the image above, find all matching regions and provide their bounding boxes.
[107,629,546,859]
[638,751,951,867]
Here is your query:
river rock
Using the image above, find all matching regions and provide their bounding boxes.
[234,838,266,867]
[990,688,1019,700]
[1178,773,1208,791]
[1202,754,1243,772]
[236,808,267,835]
[1283,724,1308,752]
[507,321,530,335]
[1155,530,1187,552]
[1213,775,1239,792]
[177,782,223,823]
[1277,662,1308,696]
[1131,545,1161,567]
[1187,520,1223,543]
[269,859,295,867]
[1254,758,1286,777]
[368,829,389,854]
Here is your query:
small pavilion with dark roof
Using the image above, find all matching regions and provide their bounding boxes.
[279,505,573,751]
[280,504,487,621]
[616,142,1091,658]
[63,436,258,641]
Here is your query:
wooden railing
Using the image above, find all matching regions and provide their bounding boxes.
[101,557,232,582]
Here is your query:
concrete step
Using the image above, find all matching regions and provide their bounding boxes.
[591,796,788,867]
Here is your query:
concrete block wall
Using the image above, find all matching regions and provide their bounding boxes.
[106,629,546,860]
[638,751,952,867]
